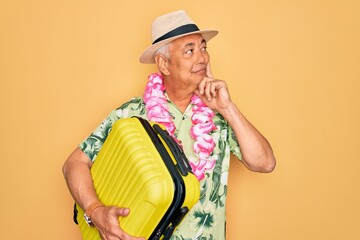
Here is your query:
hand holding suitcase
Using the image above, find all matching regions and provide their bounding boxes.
[74,117,200,240]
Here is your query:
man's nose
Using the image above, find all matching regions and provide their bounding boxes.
[196,51,207,64]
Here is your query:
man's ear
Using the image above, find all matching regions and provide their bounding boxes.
[155,54,170,76]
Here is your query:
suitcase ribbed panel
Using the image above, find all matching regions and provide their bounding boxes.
[76,118,200,240]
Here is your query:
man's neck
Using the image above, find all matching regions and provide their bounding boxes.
[165,87,193,113]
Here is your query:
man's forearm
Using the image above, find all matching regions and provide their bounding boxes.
[220,103,276,172]
[62,147,101,211]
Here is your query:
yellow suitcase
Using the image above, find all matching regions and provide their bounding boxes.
[74,117,200,239]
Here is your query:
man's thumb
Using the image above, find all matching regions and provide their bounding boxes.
[114,207,130,217]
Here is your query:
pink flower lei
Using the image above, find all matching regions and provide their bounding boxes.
[143,73,217,181]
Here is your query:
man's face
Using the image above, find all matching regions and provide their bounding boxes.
[166,34,210,90]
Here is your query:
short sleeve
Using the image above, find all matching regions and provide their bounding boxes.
[78,111,115,162]
[78,97,146,162]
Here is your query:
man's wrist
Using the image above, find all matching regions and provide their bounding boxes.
[220,102,238,119]
[84,201,104,227]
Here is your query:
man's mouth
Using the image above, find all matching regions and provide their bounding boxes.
[192,68,206,74]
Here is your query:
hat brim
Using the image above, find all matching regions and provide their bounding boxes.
[139,30,218,64]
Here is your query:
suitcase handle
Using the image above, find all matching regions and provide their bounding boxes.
[153,124,192,177]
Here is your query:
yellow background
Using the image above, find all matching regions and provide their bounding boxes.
[1,0,359,239]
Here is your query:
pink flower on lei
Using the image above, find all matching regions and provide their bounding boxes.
[144,73,176,135]
[193,134,216,157]
[189,157,217,181]
[144,73,217,181]
[189,94,218,180]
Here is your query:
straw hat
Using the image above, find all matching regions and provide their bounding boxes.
[139,10,218,64]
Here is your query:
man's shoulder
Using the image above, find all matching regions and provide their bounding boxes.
[112,96,146,118]
[116,96,144,110]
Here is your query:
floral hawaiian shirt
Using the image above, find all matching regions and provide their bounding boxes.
[79,97,242,240]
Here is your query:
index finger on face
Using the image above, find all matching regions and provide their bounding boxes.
[198,77,210,94]
[206,62,213,78]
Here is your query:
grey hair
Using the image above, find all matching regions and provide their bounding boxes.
[153,42,171,60]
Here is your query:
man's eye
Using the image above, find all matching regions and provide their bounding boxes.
[201,47,208,51]
[185,49,193,54]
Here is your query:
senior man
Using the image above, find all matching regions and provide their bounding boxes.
[63,10,276,240]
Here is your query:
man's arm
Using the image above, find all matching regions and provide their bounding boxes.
[217,102,276,172]
[195,63,276,172]
[62,148,99,211]
[62,147,145,240]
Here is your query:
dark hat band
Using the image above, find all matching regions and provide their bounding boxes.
[152,24,200,44]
